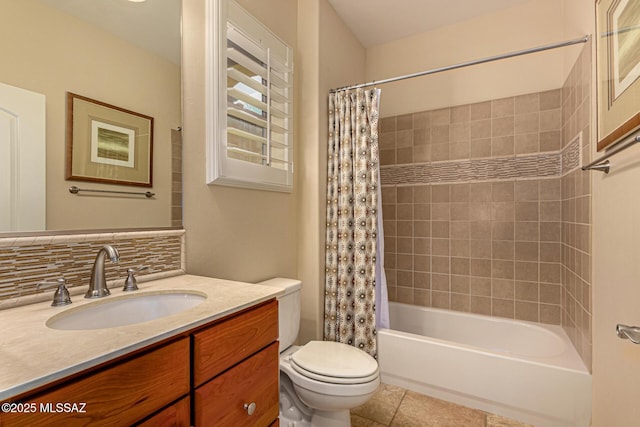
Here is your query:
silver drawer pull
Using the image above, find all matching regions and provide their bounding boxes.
[616,324,640,344]
[243,402,256,416]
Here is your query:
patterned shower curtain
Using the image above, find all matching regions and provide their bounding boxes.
[324,88,380,358]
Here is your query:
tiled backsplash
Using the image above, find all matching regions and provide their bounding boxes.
[0,229,184,307]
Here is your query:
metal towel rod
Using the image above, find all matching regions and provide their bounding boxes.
[616,324,640,344]
[582,131,640,174]
[69,186,155,198]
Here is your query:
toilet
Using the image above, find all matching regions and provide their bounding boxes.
[258,278,380,427]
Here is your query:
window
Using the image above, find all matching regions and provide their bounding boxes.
[206,0,294,192]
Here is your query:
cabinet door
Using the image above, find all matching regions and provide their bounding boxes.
[1,338,190,426]
[136,396,190,427]
[194,342,279,426]
[193,300,278,387]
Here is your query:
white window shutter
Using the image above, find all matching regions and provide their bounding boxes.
[206,0,293,192]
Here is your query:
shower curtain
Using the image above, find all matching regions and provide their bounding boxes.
[324,88,389,359]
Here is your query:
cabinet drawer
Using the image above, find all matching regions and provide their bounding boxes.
[136,396,190,427]
[193,299,278,386]
[2,338,190,427]
[194,342,279,426]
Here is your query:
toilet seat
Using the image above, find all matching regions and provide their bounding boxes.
[290,341,379,385]
[280,355,379,398]
[291,362,380,384]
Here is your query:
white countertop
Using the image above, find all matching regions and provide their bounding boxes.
[0,274,283,400]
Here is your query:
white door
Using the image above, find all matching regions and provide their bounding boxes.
[0,82,46,231]
[592,148,640,425]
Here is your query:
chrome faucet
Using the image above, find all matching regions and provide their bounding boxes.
[85,245,120,298]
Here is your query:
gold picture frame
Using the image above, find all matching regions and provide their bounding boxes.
[66,92,154,187]
[596,0,640,151]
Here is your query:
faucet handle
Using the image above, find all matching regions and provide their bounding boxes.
[122,266,149,292]
[37,278,72,307]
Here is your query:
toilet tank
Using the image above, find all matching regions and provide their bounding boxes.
[256,278,301,352]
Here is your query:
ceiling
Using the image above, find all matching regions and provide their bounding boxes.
[38,0,532,63]
[327,0,531,47]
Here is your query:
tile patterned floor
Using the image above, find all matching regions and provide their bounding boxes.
[351,384,533,427]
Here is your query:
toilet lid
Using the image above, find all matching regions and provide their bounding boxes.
[290,341,378,382]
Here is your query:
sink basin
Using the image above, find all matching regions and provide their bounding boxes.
[46,291,207,330]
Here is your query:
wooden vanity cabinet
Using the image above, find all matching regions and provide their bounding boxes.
[1,338,190,426]
[193,300,279,426]
[1,299,279,427]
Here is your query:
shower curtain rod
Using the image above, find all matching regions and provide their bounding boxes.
[330,35,590,93]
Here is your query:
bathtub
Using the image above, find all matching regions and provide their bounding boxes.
[377,302,591,427]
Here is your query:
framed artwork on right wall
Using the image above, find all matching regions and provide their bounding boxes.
[596,0,640,151]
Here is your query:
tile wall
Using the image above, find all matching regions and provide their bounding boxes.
[561,42,592,370]
[379,42,592,370]
[380,88,572,325]
[171,128,183,227]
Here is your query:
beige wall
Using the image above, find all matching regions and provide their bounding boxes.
[561,0,640,424]
[560,0,593,78]
[564,0,640,424]
[182,0,298,282]
[365,0,579,118]
[0,0,180,231]
[591,156,640,426]
[296,0,322,343]
[295,0,366,343]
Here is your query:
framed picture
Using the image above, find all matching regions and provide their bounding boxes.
[596,0,640,151]
[66,92,154,186]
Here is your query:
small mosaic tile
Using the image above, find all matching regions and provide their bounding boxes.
[0,230,184,303]
[381,135,580,186]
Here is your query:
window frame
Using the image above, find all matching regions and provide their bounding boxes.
[205,0,294,192]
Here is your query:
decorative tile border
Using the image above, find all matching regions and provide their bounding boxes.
[0,229,184,307]
[380,136,581,186]
[561,132,582,175]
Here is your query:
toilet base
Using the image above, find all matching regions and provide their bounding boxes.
[278,410,350,427]
[280,372,352,427]
[311,409,351,427]
[280,372,312,427]
[279,411,312,427]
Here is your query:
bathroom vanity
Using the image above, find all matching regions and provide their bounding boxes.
[0,275,282,426]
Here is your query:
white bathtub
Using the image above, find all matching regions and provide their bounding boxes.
[378,302,591,427]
